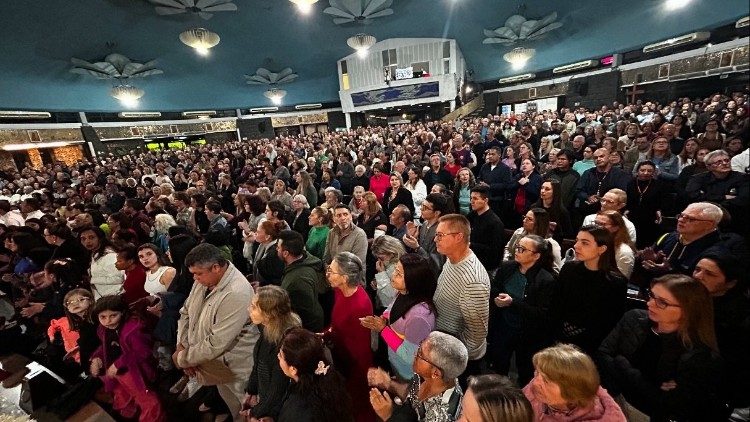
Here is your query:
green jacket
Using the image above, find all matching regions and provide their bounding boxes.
[281,252,325,332]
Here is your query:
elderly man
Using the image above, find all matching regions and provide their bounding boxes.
[323,204,368,265]
[685,150,749,235]
[388,204,411,242]
[433,214,490,385]
[641,202,744,277]
[582,188,637,243]
[368,331,468,421]
[174,243,258,421]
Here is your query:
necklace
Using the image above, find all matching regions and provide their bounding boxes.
[637,179,652,204]
[595,170,610,196]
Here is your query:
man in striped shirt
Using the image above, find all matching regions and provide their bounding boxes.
[433,214,490,386]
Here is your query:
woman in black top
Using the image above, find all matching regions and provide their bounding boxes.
[286,194,312,241]
[243,286,302,421]
[551,225,627,356]
[598,274,724,421]
[490,234,556,385]
[530,179,574,241]
[626,161,668,248]
[276,327,353,422]
[382,172,415,218]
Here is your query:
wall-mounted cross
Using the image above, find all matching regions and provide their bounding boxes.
[626,83,645,105]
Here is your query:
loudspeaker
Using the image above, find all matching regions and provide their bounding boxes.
[19,370,66,413]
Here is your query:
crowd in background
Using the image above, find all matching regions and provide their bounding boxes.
[0,89,748,422]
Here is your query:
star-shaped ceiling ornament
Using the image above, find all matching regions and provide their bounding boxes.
[483,11,562,45]
[323,0,393,25]
[148,0,238,20]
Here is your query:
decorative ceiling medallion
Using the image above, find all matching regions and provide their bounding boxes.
[323,0,393,25]
[70,53,163,80]
[244,68,299,85]
[148,0,238,20]
[483,11,562,45]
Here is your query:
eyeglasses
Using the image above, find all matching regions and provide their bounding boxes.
[421,204,433,210]
[415,341,443,374]
[434,232,460,240]
[514,245,537,254]
[325,267,344,276]
[676,213,713,224]
[708,158,730,166]
[647,291,681,310]
[599,198,617,204]
[65,297,91,307]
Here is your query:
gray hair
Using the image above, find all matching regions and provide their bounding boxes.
[292,194,310,209]
[185,243,228,268]
[703,149,729,165]
[332,252,364,287]
[425,331,468,381]
[355,164,366,173]
[685,202,723,225]
[370,235,406,264]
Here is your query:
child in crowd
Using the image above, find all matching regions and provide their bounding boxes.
[47,288,93,364]
[90,295,166,421]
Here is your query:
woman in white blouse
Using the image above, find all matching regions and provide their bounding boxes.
[79,226,124,300]
[594,210,635,279]
[403,166,427,220]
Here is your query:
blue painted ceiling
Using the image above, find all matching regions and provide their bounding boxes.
[0,0,747,112]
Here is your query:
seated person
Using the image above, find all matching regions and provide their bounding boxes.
[582,189,636,244]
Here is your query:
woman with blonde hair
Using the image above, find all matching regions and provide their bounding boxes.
[294,171,317,208]
[152,213,176,254]
[306,206,332,260]
[452,167,476,215]
[594,210,635,278]
[598,274,723,421]
[524,344,626,421]
[356,191,387,240]
[242,286,302,421]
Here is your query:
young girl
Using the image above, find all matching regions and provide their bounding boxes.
[47,288,94,364]
[90,295,166,421]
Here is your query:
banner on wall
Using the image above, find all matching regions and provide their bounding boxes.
[271,113,328,128]
[350,82,440,106]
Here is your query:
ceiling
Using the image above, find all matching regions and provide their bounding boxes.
[0,0,747,112]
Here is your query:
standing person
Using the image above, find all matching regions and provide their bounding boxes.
[404,166,427,220]
[277,230,325,332]
[360,254,437,381]
[466,185,505,274]
[546,149,580,211]
[369,163,391,203]
[242,286,302,421]
[174,243,258,422]
[490,235,556,385]
[509,158,542,227]
[114,243,148,306]
[80,226,124,300]
[90,295,166,421]
[276,327,354,422]
[460,374,534,422]
[286,194,311,241]
[402,193,449,276]
[323,252,374,422]
[504,208,563,273]
[626,161,668,248]
[433,214,490,386]
[452,167,477,216]
[423,154,454,193]
[598,275,723,421]
[305,206,331,260]
[382,172,416,218]
[323,204,368,265]
[575,148,632,219]
[294,171,318,208]
[356,191,388,240]
[551,225,627,356]
[477,146,514,218]
[594,211,636,279]
[530,179,574,241]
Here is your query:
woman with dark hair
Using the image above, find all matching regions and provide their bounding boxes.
[530,179,573,241]
[594,211,636,279]
[246,220,286,287]
[490,235,556,385]
[242,286,302,420]
[277,327,354,422]
[190,193,210,235]
[598,275,723,421]
[697,118,725,151]
[44,220,87,265]
[79,226,123,300]
[294,170,318,208]
[504,208,562,273]
[265,199,288,227]
[460,374,533,422]
[360,253,437,380]
[114,243,148,305]
[551,225,627,355]
[626,160,668,248]
[7,231,48,274]
[245,194,267,232]
[693,253,750,411]
[510,159,542,227]
[369,162,391,203]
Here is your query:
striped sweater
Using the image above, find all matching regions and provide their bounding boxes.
[434,251,490,360]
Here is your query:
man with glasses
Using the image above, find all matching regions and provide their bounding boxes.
[367,331,467,422]
[685,150,749,236]
[433,214,490,387]
[582,188,636,244]
[640,202,746,277]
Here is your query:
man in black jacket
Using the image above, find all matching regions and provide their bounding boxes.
[466,185,505,275]
[477,146,513,218]
[574,147,632,218]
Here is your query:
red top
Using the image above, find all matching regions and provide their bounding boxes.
[369,173,391,202]
[122,265,149,305]
[330,286,375,422]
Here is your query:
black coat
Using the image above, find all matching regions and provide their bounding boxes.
[598,309,724,421]
[382,187,415,218]
[713,286,750,407]
[467,209,505,271]
[286,208,311,241]
[245,329,289,419]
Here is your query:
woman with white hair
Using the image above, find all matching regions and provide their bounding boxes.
[286,194,311,240]
[368,331,468,421]
[324,252,374,422]
[152,213,177,254]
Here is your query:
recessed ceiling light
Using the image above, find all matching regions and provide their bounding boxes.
[289,0,318,14]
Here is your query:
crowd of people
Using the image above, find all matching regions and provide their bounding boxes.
[0,89,748,422]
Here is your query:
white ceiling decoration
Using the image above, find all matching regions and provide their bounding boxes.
[483,11,562,45]
[244,67,299,85]
[148,0,238,20]
[323,0,393,25]
[69,53,164,80]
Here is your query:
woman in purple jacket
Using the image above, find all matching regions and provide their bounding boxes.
[90,295,166,422]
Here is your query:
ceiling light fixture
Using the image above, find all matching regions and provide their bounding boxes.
[347,34,377,59]
[180,28,220,56]
[264,88,287,105]
[503,47,535,70]
[289,0,318,14]
[664,0,690,10]
[111,84,144,107]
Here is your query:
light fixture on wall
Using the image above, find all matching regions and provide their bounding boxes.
[503,47,535,70]
[264,88,287,105]
[289,0,318,14]
[180,28,220,56]
[347,34,377,59]
[110,84,144,107]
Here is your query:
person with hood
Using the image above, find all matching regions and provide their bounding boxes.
[277,230,325,332]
